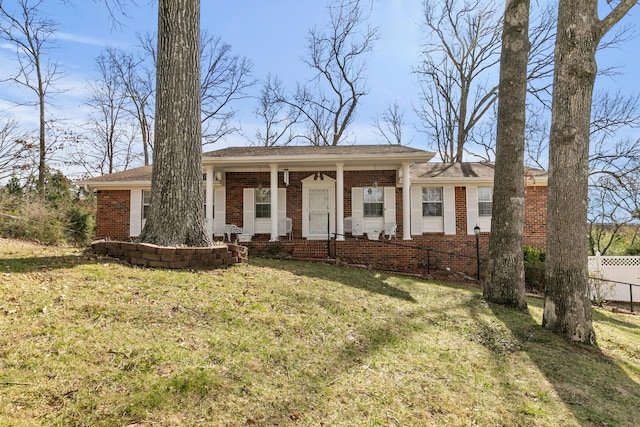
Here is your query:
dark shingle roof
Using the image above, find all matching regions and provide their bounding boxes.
[77,165,153,185]
[411,162,547,181]
[202,145,430,158]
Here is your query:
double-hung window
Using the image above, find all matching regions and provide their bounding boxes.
[363,187,384,217]
[422,187,443,217]
[142,190,151,220]
[478,187,493,217]
[255,188,271,218]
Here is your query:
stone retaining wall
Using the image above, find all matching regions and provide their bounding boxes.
[91,240,248,269]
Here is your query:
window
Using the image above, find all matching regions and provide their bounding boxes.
[422,187,442,217]
[478,187,493,217]
[142,190,151,220]
[255,188,271,218]
[363,186,384,217]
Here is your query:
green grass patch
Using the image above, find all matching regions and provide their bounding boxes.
[1,238,639,426]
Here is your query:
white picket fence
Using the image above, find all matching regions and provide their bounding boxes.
[587,253,640,303]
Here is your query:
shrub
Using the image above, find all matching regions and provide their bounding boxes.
[0,192,65,245]
[0,171,96,246]
[66,205,95,246]
[523,246,545,294]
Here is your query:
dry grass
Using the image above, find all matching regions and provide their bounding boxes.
[1,238,639,426]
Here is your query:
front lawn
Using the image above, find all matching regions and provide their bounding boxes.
[1,239,639,426]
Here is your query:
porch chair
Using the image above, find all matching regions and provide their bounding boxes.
[278,217,293,240]
[383,222,397,240]
[344,217,352,234]
[285,217,292,240]
[224,224,243,242]
[237,233,252,243]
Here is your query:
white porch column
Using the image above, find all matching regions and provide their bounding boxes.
[402,162,412,240]
[270,163,279,241]
[336,162,345,241]
[205,165,214,237]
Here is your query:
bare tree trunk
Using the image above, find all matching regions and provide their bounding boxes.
[543,0,637,344]
[38,73,46,193]
[484,0,530,308]
[138,0,210,247]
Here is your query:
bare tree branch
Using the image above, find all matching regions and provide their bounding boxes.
[0,0,65,192]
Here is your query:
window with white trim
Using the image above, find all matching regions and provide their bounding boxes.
[478,187,493,217]
[363,186,384,217]
[255,188,271,218]
[142,190,151,220]
[422,187,443,217]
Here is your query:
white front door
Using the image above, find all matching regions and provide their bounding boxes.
[309,189,329,236]
[301,174,336,239]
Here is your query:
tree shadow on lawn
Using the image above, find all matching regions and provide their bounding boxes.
[251,257,417,302]
[592,309,640,333]
[1,251,112,273]
[475,296,640,427]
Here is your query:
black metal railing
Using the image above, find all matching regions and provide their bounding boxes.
[329,232,485,280]
[590,276,639,313]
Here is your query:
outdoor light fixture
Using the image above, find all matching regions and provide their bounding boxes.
[474,225,480,236]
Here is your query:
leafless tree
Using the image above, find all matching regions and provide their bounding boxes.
[0,115,26,180]
[587,129,640,255]
[137,30,254,146]
[200,30,255,144]
[543,0,637,344]
[372,101,407,145]
[414,0,557,163]
[414,0,501,162]
[0,0,65,193]
[105,46,154,165]
[588,162,640,255]
[79,51,139,176]
[253,74,301,147]
[525,3,556,108]
[279,0,378,146]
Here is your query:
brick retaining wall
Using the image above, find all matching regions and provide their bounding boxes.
[91,240,248,269]
[246,234,490,279]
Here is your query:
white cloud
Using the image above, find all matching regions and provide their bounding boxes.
[53,31,115,48]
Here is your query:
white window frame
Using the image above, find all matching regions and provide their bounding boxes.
[363,186,384,218]
[478,187,493,217]
[422,187,443,217]
[142,190,151,220]
[255,187,271,219]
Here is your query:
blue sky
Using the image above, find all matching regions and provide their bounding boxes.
[1,1,639,167]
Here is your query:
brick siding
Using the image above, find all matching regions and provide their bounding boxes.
[93,169,548,277]
[95,190,131,241]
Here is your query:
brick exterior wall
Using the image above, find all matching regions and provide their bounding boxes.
[524,185,547,249]
[95,190,131,241]
[92,169,548,278]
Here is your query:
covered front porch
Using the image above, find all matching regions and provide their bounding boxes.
[202,145,435,243]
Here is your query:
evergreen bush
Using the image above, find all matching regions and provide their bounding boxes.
[523,246,545,294]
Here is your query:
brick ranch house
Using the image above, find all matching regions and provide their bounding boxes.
[79,145,547,278]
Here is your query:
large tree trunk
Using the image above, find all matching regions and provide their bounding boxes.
[544,0,597,344]
[543,0,637,344]
[484,0,530,308]
[138,0,210,247]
